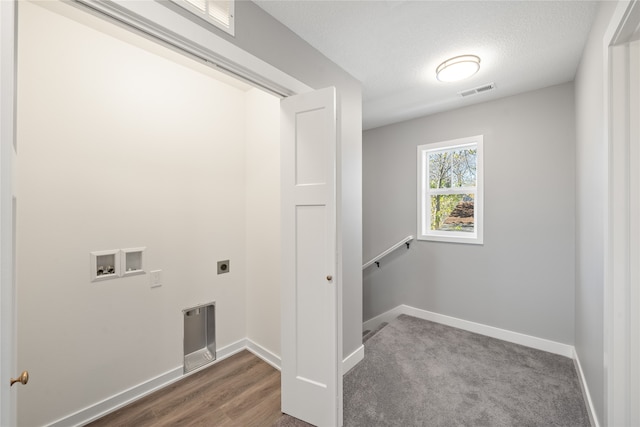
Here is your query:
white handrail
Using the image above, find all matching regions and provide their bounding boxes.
[362,235,414,270]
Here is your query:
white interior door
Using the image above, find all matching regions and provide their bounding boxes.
[0,1,18,425]
[281,87,339,426]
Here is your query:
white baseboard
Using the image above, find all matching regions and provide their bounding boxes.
[342,345,364,374]
[48,337,358,427]
[243,338,361,374]
[48,338,251,427]
[246,339,281,370]
[216,337,251,362]
[53,305,567,427]
[48,366,183,427]
[364,304,574,358]
[363,305,406,333]
[573,349,600,427]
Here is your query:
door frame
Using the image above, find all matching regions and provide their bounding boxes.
[0,0,17,425]
[604,0,640,425]
[73,0,312,98]
[2,1,344,425]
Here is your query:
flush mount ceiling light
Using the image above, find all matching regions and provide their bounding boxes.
[436,55,481,82]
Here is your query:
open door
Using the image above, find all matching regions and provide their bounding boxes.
[1,1,18,425]
[281,87,340,426]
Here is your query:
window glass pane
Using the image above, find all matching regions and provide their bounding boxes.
[430,194,474,232]
[429,151,451,189]
[452,148,476,187]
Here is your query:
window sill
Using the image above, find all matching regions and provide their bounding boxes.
[417,233,483,245]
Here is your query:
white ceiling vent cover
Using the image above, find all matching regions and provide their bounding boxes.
[459,83,496,98]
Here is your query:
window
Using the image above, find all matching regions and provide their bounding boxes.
[172,0,235,36]
[417,135,483,244]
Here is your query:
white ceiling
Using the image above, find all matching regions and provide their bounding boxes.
[253,0,598,130]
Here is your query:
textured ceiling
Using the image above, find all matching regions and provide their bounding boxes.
[254,0,598,130]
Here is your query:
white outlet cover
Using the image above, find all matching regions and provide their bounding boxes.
[150,270,162,288]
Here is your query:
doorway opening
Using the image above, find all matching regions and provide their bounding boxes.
[16,1,283,425]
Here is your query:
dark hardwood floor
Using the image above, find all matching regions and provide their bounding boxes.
[87,350,286,427]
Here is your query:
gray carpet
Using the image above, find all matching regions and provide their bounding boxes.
[363,321,388,344]
[343,314,591,427]
[272,414,314,426]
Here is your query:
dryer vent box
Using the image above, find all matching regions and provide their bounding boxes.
[183,302,216,374]
[217,260,230,275]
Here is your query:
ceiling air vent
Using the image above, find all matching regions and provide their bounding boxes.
[458,83,496,98]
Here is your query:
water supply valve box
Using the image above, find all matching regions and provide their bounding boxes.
[90,249,120,282]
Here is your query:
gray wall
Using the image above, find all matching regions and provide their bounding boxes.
[216,1,364,358]
[363,83,576,344]
[574,2,617,424]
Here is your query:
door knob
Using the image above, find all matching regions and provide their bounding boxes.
[326,275,333,281]
[10,371,29,387]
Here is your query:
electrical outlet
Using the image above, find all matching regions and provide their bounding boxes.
[150,270,162,288]
[217,260,230,275]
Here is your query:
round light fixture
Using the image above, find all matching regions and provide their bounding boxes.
[436,55,481,82]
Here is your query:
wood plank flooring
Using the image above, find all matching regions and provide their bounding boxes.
[87,350,285,427]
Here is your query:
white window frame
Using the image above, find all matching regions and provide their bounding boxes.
[417,135,483,244]
[172,0,235,36]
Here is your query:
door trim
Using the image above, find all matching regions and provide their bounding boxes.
[0,0,17,424]
[604,1,640,425]
[73,0,312,98]
[8,1,344,425]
